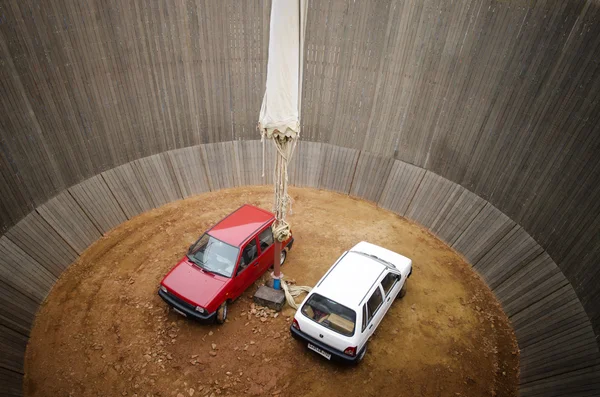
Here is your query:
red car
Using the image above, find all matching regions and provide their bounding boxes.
[158,204,294,324]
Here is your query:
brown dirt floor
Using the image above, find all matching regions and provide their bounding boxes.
[24,186,519,397]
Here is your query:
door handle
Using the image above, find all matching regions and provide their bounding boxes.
[369,324,373,330]
[387,297,391,302]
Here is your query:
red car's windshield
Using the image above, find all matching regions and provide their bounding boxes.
[187,234,239,278]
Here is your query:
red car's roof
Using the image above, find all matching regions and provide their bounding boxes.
[207,204,275,247]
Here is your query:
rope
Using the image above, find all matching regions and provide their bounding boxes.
[281,279,312,309]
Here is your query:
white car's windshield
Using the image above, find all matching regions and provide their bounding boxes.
[187,234,239,278]
[301,293,356,336]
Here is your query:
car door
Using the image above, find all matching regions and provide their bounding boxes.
[363,285,385,340]
[232,238,259,298]
[255,226,275,276]
[380,271,402,308]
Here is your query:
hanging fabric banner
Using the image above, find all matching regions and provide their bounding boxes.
[258,0,301,139]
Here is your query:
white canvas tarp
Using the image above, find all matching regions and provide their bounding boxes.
[258,0,303,138]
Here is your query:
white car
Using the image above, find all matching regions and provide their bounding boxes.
[290,241,412,363]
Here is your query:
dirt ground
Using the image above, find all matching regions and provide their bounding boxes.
[24,186,519,397]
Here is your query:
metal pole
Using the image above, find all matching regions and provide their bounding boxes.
[273,239,282,290]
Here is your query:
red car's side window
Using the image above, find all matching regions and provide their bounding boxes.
[237,238,258,275]
[258,227,274,254]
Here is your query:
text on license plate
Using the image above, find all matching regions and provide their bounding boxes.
[307,343,331,360]
[173,307,187,318]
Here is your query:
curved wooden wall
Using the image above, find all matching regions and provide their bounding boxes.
[1,142,599,396]
[0,0,599,396]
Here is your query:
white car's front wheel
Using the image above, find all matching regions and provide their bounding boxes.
[397,284,407,299]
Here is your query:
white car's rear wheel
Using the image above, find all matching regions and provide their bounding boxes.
[356,344,367,363]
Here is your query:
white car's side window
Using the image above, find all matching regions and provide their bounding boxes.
[366,287,383,322]
[362,304,368,332]
[381,272,400,297]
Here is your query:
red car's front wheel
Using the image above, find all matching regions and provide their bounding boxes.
[216,301,228,324]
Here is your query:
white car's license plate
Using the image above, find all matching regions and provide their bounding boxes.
[307,343,331,360]
[173,307,187,318]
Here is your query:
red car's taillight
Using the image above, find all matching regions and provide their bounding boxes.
[292,318,300,330]
[344,346,357,357]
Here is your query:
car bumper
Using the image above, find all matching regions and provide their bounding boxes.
[289,325,364,363]
[158,289,216,322]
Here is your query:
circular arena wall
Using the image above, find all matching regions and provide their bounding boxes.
[0,1,599,396]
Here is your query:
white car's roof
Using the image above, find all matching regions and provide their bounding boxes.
[313,251,386,309]
[311,242,412,310]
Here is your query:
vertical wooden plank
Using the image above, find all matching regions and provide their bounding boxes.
[318,144,360,194]
[349,151,394,203]
[101,163,154,219]
[0,366,23,396]
[0,280,37,336]
[133,153,183,208]
[68,175,128,234]
[232,140,276,186]
[451,202,515,266]
[167,146,211,198]
[36,192,102,254]
[0,237,54,304]
[0,324,27,373]
[378,160,427,216]
[200,142,240,190]
[474,225,544,290]
[5,212,77,278]
[289,141,324,188]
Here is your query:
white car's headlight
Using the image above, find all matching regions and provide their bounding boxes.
[195,306,205,313]
[160,285,167,293]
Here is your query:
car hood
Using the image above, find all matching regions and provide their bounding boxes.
[161,258,227,308]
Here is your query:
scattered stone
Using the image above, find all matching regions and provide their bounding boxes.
[211,343,217,350]
[226,372,232,376]
[411,304,416,311]
[191,354,199,359]
[260,317,267,323]
[208,331,214,336]
[209,351,217,357]
[177,393,185,397]
[250,341,255,345]
[448,316,455,322]
[188,388,195,396]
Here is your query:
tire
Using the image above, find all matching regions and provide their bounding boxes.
[355,344,367,364]
[215,301,228,324]
[397,284,407,299]
[280,249,287,266]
